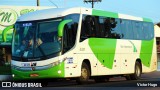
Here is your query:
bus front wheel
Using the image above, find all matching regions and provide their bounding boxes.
[76,62,90,84]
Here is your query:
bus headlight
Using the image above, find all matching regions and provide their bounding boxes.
[52,61,61,66]
[58,70,61,74]
[51,58,67,67]
[12,74,15,77]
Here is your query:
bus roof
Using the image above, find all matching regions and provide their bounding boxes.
[17,7,152,22]
[17,7,82,22]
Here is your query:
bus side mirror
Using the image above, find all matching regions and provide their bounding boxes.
[58,19,72,37]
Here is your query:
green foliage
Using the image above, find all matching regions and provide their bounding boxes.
[0,65,11,75]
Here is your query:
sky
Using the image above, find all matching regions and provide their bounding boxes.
[0,0,159,23]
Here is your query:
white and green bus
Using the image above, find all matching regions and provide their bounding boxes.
[11,7,157,83]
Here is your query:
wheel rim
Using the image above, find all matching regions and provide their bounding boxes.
[81,68,88,80]
[136,65,141,77]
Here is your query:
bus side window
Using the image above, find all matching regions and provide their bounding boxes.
[63,25,69,52]
[99,17,106,37]
[143,22,149,40]
[132,21,144,40]
[148,23,154,39]
[121,19,133,39]
[63,14,79,53]
[80,15,93,41]
[85,15,96,37]
[80,15,88,42]
[110,18,122,39]
[71,23,78,41]
[99,17,122,39]
[80,15,99,42]
[104,18,113,38]
[63,23,77,52]
[92,16,100,37]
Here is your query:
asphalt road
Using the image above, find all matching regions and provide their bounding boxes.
[0,71,160,90]
[44,71,160,90]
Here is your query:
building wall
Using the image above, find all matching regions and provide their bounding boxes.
[155,25,160,38]
[155,24,160,65]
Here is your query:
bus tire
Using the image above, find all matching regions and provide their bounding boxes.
[130,61,142,80]
[76,62,90,84]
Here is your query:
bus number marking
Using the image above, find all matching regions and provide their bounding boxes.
[80,48,85,51]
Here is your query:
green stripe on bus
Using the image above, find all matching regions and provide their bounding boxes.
[89,38,117,69]
[143,18,152,22]
[140,39,154,67]
[92,9,118,18]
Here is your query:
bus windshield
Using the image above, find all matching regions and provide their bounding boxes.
[12,18,62,61]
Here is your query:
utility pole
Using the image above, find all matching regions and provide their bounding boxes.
[84,0,102,8]
[37,0,40,6]
[91,0,94,8]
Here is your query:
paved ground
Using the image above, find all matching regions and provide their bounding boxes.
[0,75,12,81]
[46,71,160,87]
[158,62,160,71]
[0,71,160,90]
[1,62,160,90]
[46,71,160,90]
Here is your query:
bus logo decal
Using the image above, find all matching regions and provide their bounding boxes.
[129,40,137,52]
[31,62,37,71]
[31,62,37,67]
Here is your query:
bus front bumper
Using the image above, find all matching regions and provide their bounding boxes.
[11,63,65,80]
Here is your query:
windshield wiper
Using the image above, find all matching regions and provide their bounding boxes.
[20,50,28,62]
[20,45,31,61]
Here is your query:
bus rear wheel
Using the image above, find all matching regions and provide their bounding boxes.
[130,61,142,80]
[76,62,90,84]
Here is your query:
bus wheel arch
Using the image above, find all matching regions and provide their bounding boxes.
[136,59,142,71]
[83,59,91,75]
[76,59,91,84]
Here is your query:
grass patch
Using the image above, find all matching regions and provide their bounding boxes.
[0,65,11,75]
